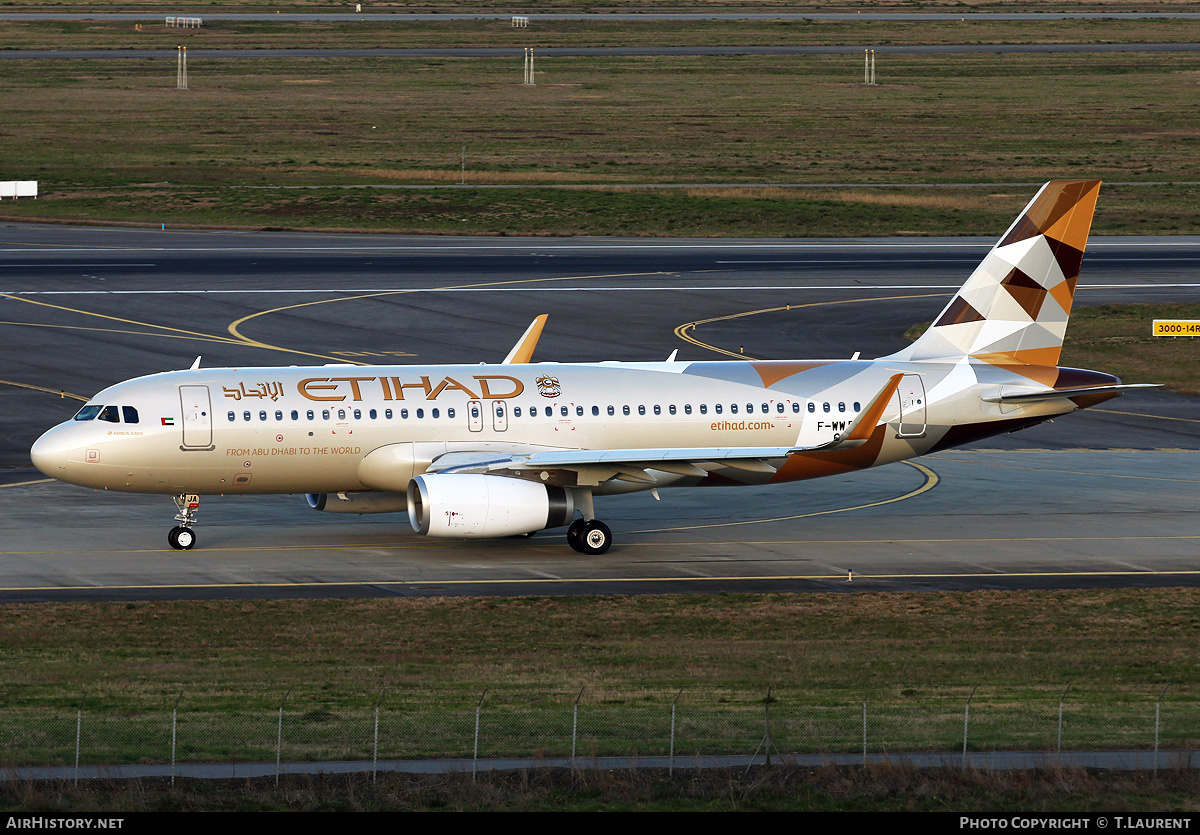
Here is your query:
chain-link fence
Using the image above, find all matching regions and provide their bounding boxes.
[6,689,1199,780]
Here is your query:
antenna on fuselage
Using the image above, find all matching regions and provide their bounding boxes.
[189,356,201,370]
[665,349,679,363]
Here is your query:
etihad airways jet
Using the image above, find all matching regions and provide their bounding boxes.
[31,180,1153,554]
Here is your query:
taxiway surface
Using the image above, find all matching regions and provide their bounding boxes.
[0,223,1196,601]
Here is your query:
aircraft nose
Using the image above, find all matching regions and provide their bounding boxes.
[30,426,72,477]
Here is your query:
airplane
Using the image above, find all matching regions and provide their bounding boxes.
[30,180,1156,555]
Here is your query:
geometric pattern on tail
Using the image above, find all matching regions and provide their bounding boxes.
[893,180,1101,367]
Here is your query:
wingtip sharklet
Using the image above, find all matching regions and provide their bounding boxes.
[502,314,549,364]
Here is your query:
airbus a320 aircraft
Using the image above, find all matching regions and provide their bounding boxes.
[31,180,1153,555]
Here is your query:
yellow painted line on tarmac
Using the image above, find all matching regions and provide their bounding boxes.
[3,562,1200,595]
[226,270,666,355]
[0,479,53,489]
[674,293,949,359]
[930,453,1200,483]
[630,461,938,534]
[1093,408,1200,425]
[0,378,87,401]
[0,291,244,347]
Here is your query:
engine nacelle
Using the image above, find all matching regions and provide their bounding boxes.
[407,474,574,539]
[306,491,409,514]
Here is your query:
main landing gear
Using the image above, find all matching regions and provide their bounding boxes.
[566,518,612,555]
[168,493,200,550]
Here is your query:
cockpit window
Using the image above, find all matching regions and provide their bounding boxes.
[97,406,120,423]
[73,405,102,421]
[122,406,139,424]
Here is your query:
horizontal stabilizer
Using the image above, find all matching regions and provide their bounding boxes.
[982,383,1160,404]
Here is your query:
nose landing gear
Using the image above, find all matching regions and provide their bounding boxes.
[168,493,200,550]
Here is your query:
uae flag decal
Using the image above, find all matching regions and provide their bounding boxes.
[161,417,175,426]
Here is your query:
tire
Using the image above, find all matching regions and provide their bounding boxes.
[168,526,196,550]
[577,520,612,556]
[566,518,587,553]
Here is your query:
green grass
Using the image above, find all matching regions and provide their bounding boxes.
[0,51,1198,235]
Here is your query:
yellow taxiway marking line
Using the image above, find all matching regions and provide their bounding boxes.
[630,461,938,533]
[674,293,949,359]
[226,270,667,360]
[3,565,1200,594]
[0,378,87,402]
[1093,408,1200,425]
[930,453,1200,483]
[3,534,1197,560]
[0,479,53,489]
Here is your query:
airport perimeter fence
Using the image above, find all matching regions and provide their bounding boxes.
[5,689,1200,779]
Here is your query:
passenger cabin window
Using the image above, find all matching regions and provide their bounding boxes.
[700,404,707,415]
[684,405,692,415]
[669,405,677,415]
[448,408,455,419]
[792,403,800,413]
[838,402,846,413]
[623,406,630,416]
[98,406,120,423]
[823,402,831,413]
[306,410,315,420]
[854,402,861,412]
[369,409,377,419]
[592,406,600,416]
[385,409,393,419]
[291,410,299,420]
[638,405,646,416]
[776,403,785,414]
[432,408,440,419]
[259,410,267,421]
[243,411,251,421]
[275,410,283,421]
[576,406,583,417]
[715,404,722,414]
[730,404,738,414]
[416,409,424,419]
[560,406,568,417]
[353,409,361,420]
[607,405,614,416]
[122,406,139,424]
[653,405,661,416]
[808,403,816,413]
[227,411,236,422]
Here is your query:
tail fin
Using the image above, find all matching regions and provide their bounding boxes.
[889,180,1101,366]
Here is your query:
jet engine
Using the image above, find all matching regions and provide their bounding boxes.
[407,473,574,538]
[306,491,409,514]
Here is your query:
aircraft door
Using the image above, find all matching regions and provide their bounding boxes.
[895,373,927,438]
[492,400,508,432]
[179,385,214,449]
[467,400,483,432]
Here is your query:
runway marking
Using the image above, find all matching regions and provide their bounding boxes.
[2,562,1200,595]
[674,293,948,358]
[0,479,53,489]
[930,453,1200,483]
[225,270,667,356]
[3,283,1194,296]
[0,291,385,365]
[0,378,87,402]
[1,241,1197,254]
[1093,408,1200,425]
[629,461,938,533]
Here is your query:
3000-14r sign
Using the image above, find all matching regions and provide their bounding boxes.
[1153,320,1200,337]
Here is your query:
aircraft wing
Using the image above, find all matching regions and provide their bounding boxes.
[426,374,903,484]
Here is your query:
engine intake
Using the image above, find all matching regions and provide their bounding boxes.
[407,474,574,539]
